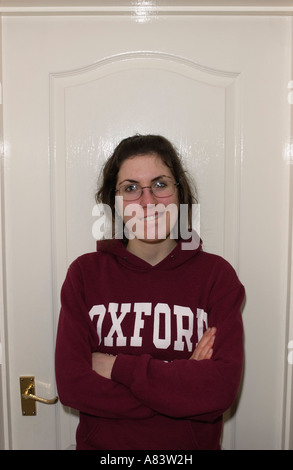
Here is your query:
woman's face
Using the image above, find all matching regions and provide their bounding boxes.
[116,153,179,242]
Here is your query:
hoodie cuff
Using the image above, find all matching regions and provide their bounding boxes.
[111,353,138,387]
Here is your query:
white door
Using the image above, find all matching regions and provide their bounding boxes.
[0,2,292,450]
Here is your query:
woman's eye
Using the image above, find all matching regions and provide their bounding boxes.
[124,184,138,192]
[154,181,167,189]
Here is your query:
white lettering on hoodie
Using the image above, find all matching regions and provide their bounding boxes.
[89,302,208,352]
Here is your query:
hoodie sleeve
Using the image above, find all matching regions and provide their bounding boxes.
[55,261,156,419]
[111,259,245,422]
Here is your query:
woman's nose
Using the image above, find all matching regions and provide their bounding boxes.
[139,187,157,206]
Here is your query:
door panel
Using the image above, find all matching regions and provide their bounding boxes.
[1,11,292,449]
[51,52,240,267]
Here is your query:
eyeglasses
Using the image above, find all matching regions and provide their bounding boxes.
[115,178,179,202]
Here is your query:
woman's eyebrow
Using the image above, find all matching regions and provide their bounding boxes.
[118,175,171,187]
[151,174,171,182]
[117,179,139,187]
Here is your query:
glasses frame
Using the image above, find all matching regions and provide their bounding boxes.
[115,181,179,202]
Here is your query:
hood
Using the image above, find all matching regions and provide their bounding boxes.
[96,231,202,272]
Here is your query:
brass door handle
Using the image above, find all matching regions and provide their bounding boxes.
[20,376,58,416]
[23,383,58,404]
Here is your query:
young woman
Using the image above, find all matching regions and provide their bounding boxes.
[55,134,244,450]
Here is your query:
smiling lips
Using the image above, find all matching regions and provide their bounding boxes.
[141,211,165,222]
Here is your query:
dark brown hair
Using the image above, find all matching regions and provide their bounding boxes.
[95,134,197,239]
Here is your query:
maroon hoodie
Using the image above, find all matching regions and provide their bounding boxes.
[55,237,244,450]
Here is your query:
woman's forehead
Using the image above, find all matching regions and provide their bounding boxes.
[117,153,172,182]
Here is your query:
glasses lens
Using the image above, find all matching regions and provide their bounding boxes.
[120,184,141,201]
[118,179,177,201]
[152,180,175,198]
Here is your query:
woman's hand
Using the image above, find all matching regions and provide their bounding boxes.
[189,327,216,361]
[92,352,116,379]
[92,327,216,378]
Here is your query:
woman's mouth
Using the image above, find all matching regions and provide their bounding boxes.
[141,212,165,222]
